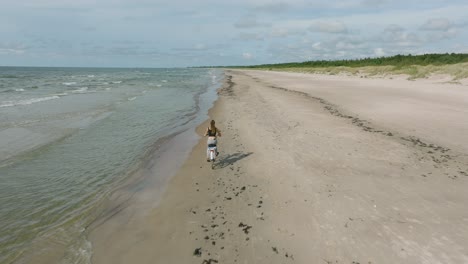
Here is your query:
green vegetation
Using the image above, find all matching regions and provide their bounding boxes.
[238,53,468,69]
[231,53,468,80]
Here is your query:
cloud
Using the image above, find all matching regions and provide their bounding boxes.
[384,24,404,34]
[308,21,348,34]
[418,18,460,42]
[254,2,290,13]
[311,42,322,50]
[374,47,385,56]
[360,0,386,7]
[265,34,376,62]
[194,44,206,50]
[172,43,229,51]
[242,52,253,59]
[425,28,458,41]
[0,42,28,55]
[237,32,264,41]
[79,44,161,57]
[234,14,271,28]
[420,18,452,31]
[269,28,304,38]
[381,24,421,47]
[2,0,468,67]
[327,35,369,52]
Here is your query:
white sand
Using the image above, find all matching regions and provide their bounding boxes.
[90,70,468,264]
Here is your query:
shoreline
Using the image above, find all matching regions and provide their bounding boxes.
[87,72,223,263]
[91,69,468,264]
[89,91,224,264]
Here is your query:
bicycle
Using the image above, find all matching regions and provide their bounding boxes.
[207,143,217,169]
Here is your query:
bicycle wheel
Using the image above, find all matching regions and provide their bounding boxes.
[210,150,215,169]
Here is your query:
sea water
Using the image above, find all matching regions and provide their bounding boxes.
[0,67,223,263]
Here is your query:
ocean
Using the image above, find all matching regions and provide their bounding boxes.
[0,67,223,263]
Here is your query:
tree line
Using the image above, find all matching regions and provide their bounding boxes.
[236,53,468,69]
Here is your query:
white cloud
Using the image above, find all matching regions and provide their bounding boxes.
[420,18,452,31]
[312,42,321,50]
[237,32,264,41]
[374,47,385,56]
[384,24,404,34]
[0,42,27,55]
[381,24,421,47]
[194,44,206,50]
[335,40,366,50]
[426,28,458,41]
[254,2,290,13]
[360,0,387,7]
[0,48,26,55]
[242,52,253,59]
[234,14,271,28]
[308,21,348,34]
[269,28,304,38]
[279,4,468,32]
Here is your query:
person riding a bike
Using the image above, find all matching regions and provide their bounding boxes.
[204,120,221,162]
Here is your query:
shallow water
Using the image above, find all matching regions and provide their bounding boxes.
[0,67,223,263]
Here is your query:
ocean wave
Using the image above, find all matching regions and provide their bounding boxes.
[112,81,122,84]
[1,86,38,93]
[71,87,89,94]
[51,93,68,96]
[127,97,137,101]
[63,82,77,86]
[87,75,95,78]
[162,80,168,83]
[0,96,60,108]
[0,75,18,78]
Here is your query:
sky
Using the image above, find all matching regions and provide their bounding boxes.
[1,0,467,67]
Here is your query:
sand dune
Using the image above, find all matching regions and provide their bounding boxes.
[91,70,468,264]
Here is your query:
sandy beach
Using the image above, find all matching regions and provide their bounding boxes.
[90,70,468,264]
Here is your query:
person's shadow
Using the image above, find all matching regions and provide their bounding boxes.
[216,152,253,169]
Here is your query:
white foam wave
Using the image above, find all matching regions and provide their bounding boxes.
[112,81,122,84]
[71,87,89,94]
[156,84,162,87]
[162,80,168,83]
[52,93,68,96]
[0,96,60,108]
[128,97,136,101]
[63,82,77,86]
[105,88,112,91]
[15,88,25,92]
[87,75,95,78]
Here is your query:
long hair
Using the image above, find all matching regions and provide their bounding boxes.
[210,120,216,131]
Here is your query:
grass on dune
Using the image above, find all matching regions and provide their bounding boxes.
[227,53,468,81]
[255,62,468,81]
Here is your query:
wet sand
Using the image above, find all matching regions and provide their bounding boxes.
[91,70,468,264]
